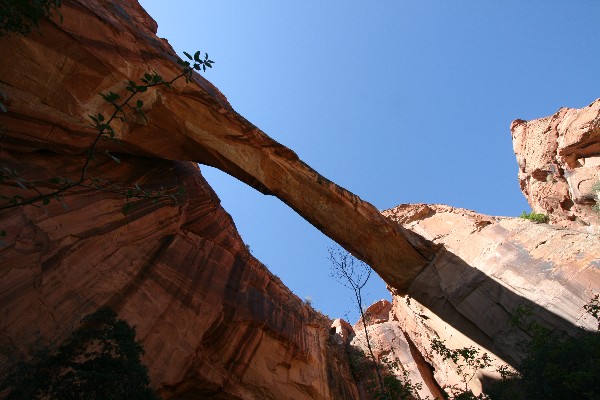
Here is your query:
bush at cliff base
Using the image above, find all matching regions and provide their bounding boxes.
[0,307,160,399]
[488,298,600,400]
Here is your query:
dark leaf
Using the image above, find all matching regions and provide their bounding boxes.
[194,50,201,62]
[105,151,120,164]
[136,99,143,108]
[42,197,50,205]
[183,51,193,60]
[15,179,28,190]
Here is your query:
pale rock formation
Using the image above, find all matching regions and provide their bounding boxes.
[511,99,600,231]
[353,299,392,330]
[349,300,443,400]
[330,319,354,346]
[381,203,600,393]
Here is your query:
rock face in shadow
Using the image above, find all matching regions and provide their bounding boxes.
[379,203,600,394]
[511,100,600,231]
[0,149,358,399]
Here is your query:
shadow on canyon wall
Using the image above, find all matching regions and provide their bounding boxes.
[401,228,585,368]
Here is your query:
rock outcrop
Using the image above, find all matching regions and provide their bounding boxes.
[379,203,600,393]
[348,300,444,400]
[511,100,600,231]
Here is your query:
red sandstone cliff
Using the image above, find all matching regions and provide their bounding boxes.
[0,1,361,398]
[1,0,599,398]
[0,153,358,399]
[380,203,599,394]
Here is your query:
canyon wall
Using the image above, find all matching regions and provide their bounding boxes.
[0,150,358,399]
[358,102,600,394]
[1,0,599,398]
[370,202,599,394]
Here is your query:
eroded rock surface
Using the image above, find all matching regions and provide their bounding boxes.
[511,100,600,231]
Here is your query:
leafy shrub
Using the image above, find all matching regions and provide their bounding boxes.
[488,295,600,400]
[431,339,492,399]
[1,307,159,399]
[519,211,548,223]
[592,180,600,214]
[0,0,62,36]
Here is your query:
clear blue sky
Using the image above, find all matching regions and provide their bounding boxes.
[139,1,600,323]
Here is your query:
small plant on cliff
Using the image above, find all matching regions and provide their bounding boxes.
[0,50,213,216]
[518,211,548,223]
[592,180,600,215]
[0,306,160,399]
[0,0,62,36]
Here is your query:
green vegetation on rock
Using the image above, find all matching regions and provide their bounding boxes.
[519,211,549,223]
[0,0,62,36]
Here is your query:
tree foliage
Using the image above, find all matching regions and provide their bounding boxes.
[518,211,548,223]
[1,307,159,399]
[0,0,61,36]
[488,295,600,400]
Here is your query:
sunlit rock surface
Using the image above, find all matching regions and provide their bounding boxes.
[348,300,444,400]
[511,99,600,231]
